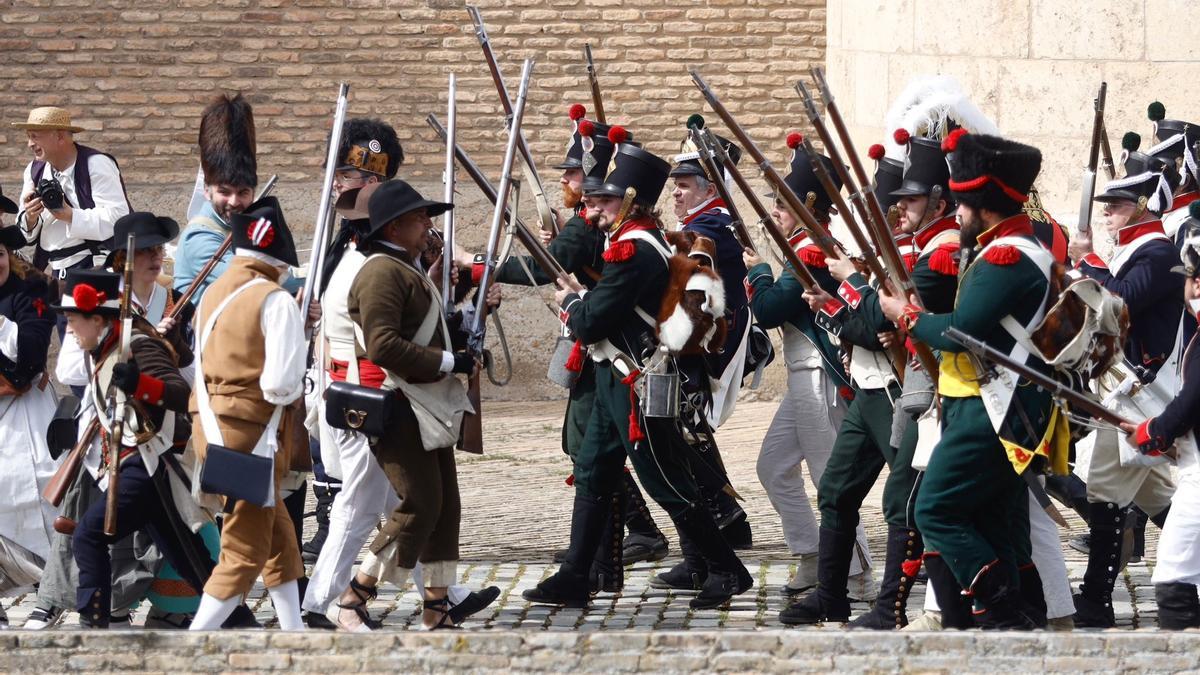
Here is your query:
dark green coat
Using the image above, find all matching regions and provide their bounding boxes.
[493,213,606,290]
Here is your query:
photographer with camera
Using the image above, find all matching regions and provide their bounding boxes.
[13,107,131,292]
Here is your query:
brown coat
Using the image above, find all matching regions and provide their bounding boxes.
[348,244,446,383]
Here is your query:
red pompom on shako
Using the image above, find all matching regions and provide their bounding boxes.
[578,120,595,137]
[247,216,275,248]
[72,284,106,313]
[893,128,911,145]
[568,103,586,121]
[786,132,803,149]
[942,127,969,153]
[868,143,886,160]
[607,125,628,144]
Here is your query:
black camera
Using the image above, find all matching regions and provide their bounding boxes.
[35,178,65,211]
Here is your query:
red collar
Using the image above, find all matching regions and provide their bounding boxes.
[913,215,960,249]
[1171,191,1200,213]
[894,233,916,249]
[787,228,809,249]
[977,213,1034,248]
[1116,220,1166,246]
[611,215,658,240]
[681,197,728,226]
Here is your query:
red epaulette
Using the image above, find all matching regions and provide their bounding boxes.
[982,245,1020,266]
[928,242,961,275]
[798,245,826,268]
[1076,252,1107,270]
[603,240,636,263]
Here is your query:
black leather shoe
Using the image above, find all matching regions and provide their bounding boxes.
[622,532,669,565]
[552,548,568,564]
[1157,582,1200,630]
[649,561,704,590]
[303,610,336,630]
[522,571,591,607]
[690,567,754,609]
[449,586,501,623]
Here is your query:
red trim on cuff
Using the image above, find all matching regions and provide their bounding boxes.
[133,373,165,405]
[820,297,844,317]
[1135,418,1155,447]
[471,262,485,285]
[900,304,922,332]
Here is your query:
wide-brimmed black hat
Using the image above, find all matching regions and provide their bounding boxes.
[867,143,905,211]
[1095,132,1173,212]
[944,130,1041,213]
[229,195,298,267]
[105,211,179,255]
[773,133,841,214]
[583,133,670,208]
[365,179,452,241]
[891,135,953,203]
[0,225,25,252]
[0,183,16,215]
[52,268,122,316]
[669,114,743,180]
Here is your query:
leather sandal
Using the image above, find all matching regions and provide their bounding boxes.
[423,597,461,631]
[325,579,380,632]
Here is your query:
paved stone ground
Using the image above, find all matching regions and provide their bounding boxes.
[0,400,1164,633]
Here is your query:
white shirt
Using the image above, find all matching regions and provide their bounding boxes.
[18,152,129,270]
[260,287,307,405]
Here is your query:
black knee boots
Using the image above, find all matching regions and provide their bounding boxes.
[1156,583,1200,630]
[670,504,753,609]
[523,494,610,607]
[779,527,855,625]
[590,492,625,593]
[923,552,975,629]
[848,526,923,629]
[1074,501,1126,628]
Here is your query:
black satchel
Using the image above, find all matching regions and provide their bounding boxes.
[46,395,81,460]
[200,444,273,507]
[324,380,398,438]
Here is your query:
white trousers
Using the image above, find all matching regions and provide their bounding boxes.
[302,427,400,613]
[756,367,869,573]
[1083,429,1175,515]
[1153,472,1200,585]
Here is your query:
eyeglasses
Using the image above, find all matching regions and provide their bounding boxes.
[334,171,368,188]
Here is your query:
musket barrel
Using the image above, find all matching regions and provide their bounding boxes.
[442,74,457,310]
[300,83,350,323]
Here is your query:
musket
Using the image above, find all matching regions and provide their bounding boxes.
[466,5,559,236]
[299,83,351,335]
[1100,121,1116,181]
[584,43,606,124]
[941,326,1172,459]
[715,125,820,290]
[690,127,754,251]
[427,114,565,282]
[460,58,535,455]
[441,74,458,313]
[800,73,913,293]
[169,174,277,320]
[103,232,136,535]
[689,69,840,261]
[1079,82,1107,234]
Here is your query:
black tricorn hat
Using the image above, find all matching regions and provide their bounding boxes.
[583,131,671,208]
[777,133,841,214]
[867,143,905,211]
[364,179,452,241]
[229,196,298,267]
[338,118,403,179]
[51,268,122,317]
[0,182,16,215]
[199,92,257,189]
[103,211,179,266]
[0,225,25,252]
[891,135,953,203]
[1095,132,1174,212]
[669,114,743,180]
[944,130,1041,213]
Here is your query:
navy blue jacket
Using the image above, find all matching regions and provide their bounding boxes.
[0,273,53,389]
[680,206,747,315]
[1079,234,1185,373]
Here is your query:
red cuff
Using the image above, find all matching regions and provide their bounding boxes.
[820,297,845,317]
[133,373,165,405]
[899,304,922,332]
[837,280,863,310]
[1076,252,1107,270]
[471,262,485,285]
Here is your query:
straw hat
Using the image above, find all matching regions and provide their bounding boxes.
[11,107,84,133]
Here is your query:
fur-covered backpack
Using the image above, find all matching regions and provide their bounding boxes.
[657,231,727,356]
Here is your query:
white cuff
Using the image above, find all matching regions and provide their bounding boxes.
[439,350,455,373]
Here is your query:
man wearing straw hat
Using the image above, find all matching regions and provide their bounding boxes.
[13,106,130,328]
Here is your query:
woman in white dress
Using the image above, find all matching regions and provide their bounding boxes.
[0,224,59,624]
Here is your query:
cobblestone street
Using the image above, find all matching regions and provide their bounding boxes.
[0,401,1163,632]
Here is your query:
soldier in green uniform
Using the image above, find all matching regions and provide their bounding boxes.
[475,108,648,590]
[879,130,1063,629]
[523,138,751,610]
[741,134,873,600]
